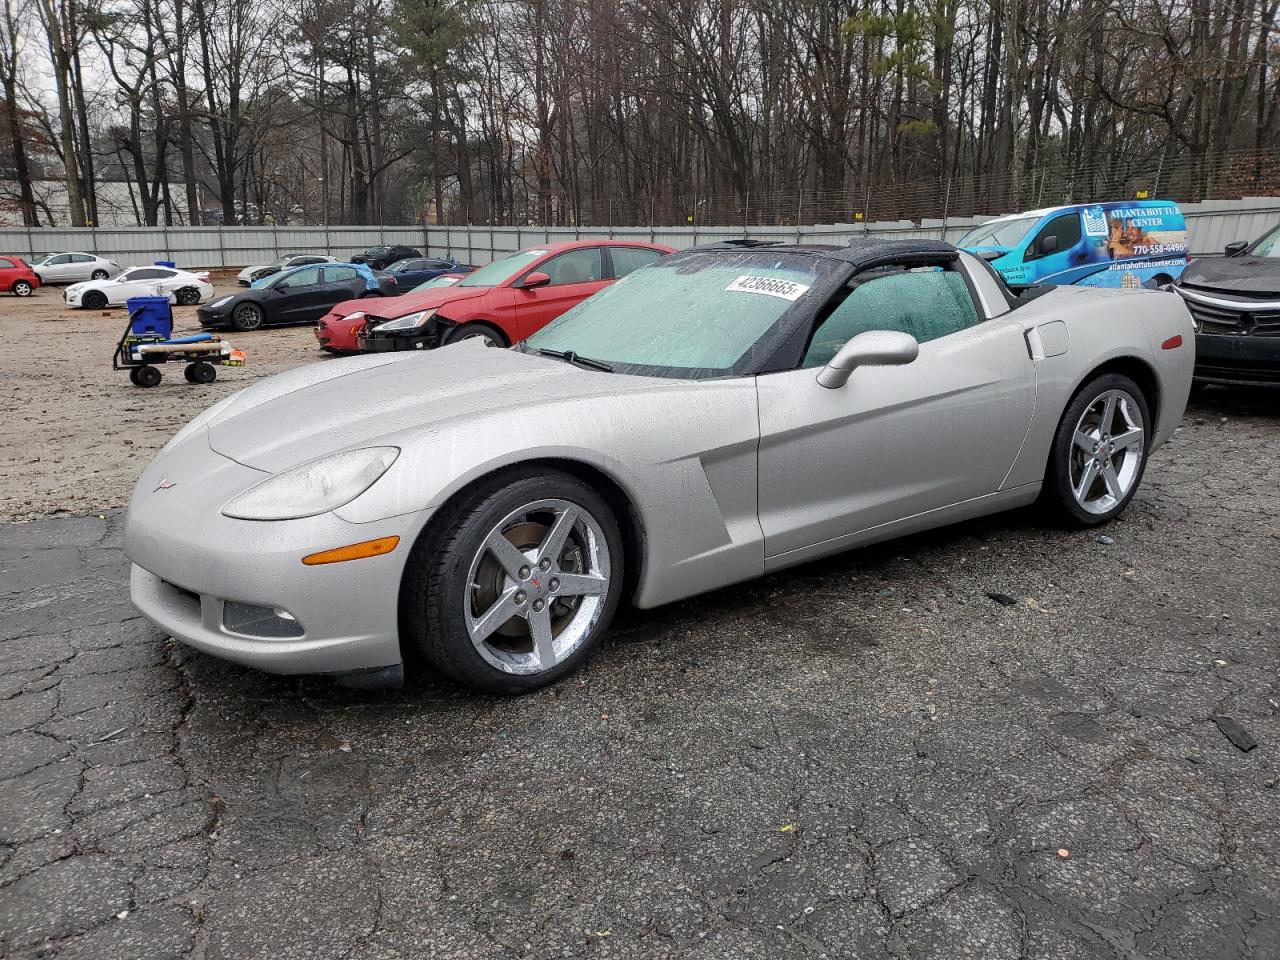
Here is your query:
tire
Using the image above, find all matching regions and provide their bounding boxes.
[444,322,506,347]
[191,362,217,384]
[91,269,109,280]
[402,468,625,694]
[231,302,264,331]
[1043,372,1151,526]
[175,286,201,306]
[12,280,32,297]
[82,290,108,310]
[134,365,161,388]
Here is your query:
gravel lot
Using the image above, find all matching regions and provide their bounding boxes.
[0,284,1278,958]
[0,275,321,521]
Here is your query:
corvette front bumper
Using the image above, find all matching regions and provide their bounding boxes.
[356,318,448,352]
[125,438,424,677]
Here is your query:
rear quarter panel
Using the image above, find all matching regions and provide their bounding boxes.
[1002,287,1194,488]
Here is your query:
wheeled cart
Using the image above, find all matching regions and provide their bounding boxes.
[113,295,244,388]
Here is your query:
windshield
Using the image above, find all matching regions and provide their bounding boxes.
[1251,225,1280,258]
[525,251,838,378]
[958,216,1040,250]
[457,249,546,287]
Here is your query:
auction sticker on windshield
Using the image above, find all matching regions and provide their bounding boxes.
[725,275,810,301]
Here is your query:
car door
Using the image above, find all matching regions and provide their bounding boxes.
[321,264,379,314]
[68,253,98,281]
[271,266,327,323]
[108,267,166,303]
[41,254,74,281]
[512,247,610,339]
[150,269,183,298]
[0,257,16,289]
[607,245,665,279]
[755,262,1036,566]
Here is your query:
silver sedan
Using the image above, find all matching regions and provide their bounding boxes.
[32,252,123,284]
[125,240,1194,694]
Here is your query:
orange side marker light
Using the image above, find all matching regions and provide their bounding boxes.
[303,536,400,566]
[1161,335,1183,350]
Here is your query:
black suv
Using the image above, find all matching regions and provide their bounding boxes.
[351,244,421,270]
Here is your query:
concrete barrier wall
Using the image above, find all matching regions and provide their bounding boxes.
[2,197,1278,269]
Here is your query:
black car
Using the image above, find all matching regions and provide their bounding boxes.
[385,256,472,293]
[350,244,421,271]
[1173,224,1280,386]
[197,262,397,331]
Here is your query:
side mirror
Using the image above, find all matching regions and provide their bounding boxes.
[817,330,919,389]
[522,271,551,289]
[1039,235,1059,255]
[1224,240,1249,257]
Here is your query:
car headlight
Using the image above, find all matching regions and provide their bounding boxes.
[208,296,232,309]
[162,393,239,453]
[221,447,399,520]
[372,309,436,332]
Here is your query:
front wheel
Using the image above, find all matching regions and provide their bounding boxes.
[12,280,32,297]
[402,469,625,694]
[82,290,108,310]
[231,302,264,331]
[444,322,506,347]
[1043,373,1150,526]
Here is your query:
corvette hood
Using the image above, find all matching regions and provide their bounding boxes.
[205,344,668,472]
[1179,256,1280,295]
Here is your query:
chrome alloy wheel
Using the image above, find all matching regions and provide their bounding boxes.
[464,498,611,675]
[1069,388,1145,515]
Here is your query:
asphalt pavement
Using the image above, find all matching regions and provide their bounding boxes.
[1,390,1278,959]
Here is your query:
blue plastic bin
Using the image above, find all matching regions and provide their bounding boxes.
[126,296,174,340]
[154,260,177,268]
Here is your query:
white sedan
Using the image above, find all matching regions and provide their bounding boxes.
[32,252,123,284]
[65,266,215,309]
[237,253,336,286]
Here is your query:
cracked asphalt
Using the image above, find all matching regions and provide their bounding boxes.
[1,389,1278,959]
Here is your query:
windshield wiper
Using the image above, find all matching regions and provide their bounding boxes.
[533,348,614,373]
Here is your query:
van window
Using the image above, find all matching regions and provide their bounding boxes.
[1027,213,1082,261]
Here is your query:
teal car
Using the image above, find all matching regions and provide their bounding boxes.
[960,200,1188,289]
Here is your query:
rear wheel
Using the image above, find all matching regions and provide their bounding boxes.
[402,469,624,694]
[184,362,217,384]
[232,302,264,331]
[12,280,32,297]
[1044,373,1150,526]
[444,322,506,347]
[175,286,201,306]
[91,269,109,280]
[82,290,108,310]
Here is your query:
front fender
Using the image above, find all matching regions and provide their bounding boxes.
[335,379,766,608]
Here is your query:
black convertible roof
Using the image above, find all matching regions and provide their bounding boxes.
[689,236,959,271]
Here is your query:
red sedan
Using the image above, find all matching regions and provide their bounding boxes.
[314,240,672,353]
[0,256,40,297]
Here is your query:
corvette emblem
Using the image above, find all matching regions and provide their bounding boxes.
[154,477,176,492]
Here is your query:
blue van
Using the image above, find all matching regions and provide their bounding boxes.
[958,200,1188,289]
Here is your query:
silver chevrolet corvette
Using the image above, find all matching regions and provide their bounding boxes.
[125,239,1194,693]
